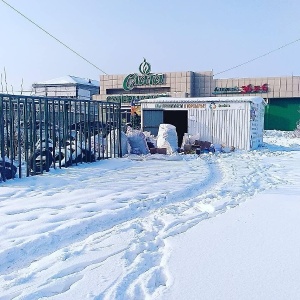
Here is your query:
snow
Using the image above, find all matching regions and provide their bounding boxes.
[0,130,300,300]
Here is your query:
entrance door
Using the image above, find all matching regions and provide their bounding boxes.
[163,110,188,146]
[142,109,164,136]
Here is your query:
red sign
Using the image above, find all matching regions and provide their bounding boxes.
[241,84,268,94]
[213,83,269,94]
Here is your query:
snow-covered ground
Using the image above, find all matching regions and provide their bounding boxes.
[0,130,299,300]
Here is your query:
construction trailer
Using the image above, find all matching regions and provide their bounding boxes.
[140,96,266,150]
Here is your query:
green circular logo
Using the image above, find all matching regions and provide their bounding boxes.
[139,58,151,75]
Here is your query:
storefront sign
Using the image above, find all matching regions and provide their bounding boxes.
[213,84,268,94]
[147,102,243,110]
[107,93,169,104]
[155,103,184,108]
[155,103,207,109]
[123,58,165,91]
[184,103,206,108]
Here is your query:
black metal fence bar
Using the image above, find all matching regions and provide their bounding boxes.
[0,94,122,182]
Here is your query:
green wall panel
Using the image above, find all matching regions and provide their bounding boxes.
[264,98,300,131]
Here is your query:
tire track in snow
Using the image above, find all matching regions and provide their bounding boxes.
[0,156,220,299]
[100,151,285,300]
[96,156,223,300]
[0,150,286,300]
[161,151,285,239]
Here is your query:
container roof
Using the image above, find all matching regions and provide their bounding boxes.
[140,96,266,104]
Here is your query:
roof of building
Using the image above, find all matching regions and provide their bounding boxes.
[33,75,100,87]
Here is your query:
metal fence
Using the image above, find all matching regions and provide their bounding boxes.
[0,94,122,181]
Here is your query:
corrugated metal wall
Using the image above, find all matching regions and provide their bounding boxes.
[188,105,250,149]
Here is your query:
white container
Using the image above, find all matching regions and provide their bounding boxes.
[140,96,266,150]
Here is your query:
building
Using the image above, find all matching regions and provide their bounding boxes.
[214,76,300,131]
[93,58,213,123]
[93,59,300,131]
[93,58,213,103]
[32,75,100,100]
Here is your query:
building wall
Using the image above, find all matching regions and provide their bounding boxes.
[193,71,214,97]
[213,76,300,98]
[96,73,300,102]
[92,68,300,131]
[214,76,300,130]
[33,85,77,98]
[264,98,300,130]
[33,84,99,100]
[94,71,214,104]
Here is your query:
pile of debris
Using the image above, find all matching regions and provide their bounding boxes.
[119,124,235,156]
[181,133,235,154]
[113,124,178,156]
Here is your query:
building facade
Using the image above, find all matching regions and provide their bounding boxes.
[93,59,213,101]
[93,59,300,131]
[214,76,300,130]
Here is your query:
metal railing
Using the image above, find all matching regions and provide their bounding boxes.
[0,94,122,181]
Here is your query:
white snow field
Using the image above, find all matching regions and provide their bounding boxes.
[0,130,299,300]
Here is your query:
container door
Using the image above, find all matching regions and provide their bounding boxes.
[142,109,163,136]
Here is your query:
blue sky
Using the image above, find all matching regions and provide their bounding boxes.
[1,0,300,92]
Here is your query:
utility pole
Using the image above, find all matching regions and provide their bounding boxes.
[4,67,8,93]
[0,73,3,93]
[21,78,24,95]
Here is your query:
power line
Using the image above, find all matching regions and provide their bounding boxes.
[214,38,300,76]
[0,0,108,75]
[2,1,300,80]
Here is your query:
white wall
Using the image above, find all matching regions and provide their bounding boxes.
[188,102,251,150]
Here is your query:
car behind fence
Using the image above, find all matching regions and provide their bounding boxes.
[0,94,122,181]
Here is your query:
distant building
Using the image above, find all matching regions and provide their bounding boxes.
[214,76,300,131]
[93,58,300,131]
[92,58,213,124]
[32,75,100,100]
